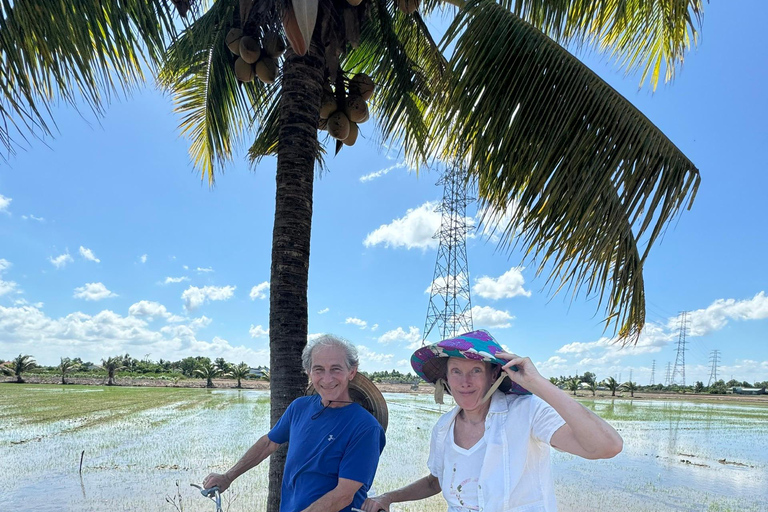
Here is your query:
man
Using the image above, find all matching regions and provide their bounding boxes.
[203,335,386,512]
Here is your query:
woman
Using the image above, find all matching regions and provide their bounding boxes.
[362,330,622,512]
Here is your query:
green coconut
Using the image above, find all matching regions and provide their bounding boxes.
[234,57,254,82]
[262,32,286,58]
[255,57,278,84]
[350,73,375,101]
[345,95,369,123]
[239,36,261,64]
[327,111,351,140]
[226,28,243,55]
[343,121,359,146]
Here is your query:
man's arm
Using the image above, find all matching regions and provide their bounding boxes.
[203,434,280,492]
[361,475,441,512]
[300,478,363,512]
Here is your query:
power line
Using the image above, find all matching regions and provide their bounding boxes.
[650,360,656,386]
[665,362,673,387]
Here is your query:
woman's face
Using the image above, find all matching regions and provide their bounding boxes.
[446,357,497,413]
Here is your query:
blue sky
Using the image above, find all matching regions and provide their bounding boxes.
[1,2,766,385]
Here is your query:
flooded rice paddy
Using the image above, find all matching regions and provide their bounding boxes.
[1,385,766,511]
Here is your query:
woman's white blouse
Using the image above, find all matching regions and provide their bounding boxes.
[428,391,566,512]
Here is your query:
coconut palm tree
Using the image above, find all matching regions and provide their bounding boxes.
[588,380,598,397]
[195,360,228,388]
[230,362,251,389]
[101,357,126,386]
[1,1,704,505]
[605,377,620,397]
[214,357,231,374]
[566,378,580,396]
[622,380,639,398]
[10,354,36,383]
[58,357,80,385]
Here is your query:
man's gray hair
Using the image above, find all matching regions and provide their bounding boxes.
[302,334,359,373]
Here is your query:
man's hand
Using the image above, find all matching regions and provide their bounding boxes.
[361,495,391,512]
[202,472,232,493]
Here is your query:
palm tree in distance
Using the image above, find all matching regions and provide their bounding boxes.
[566,378,580,396]
[588,380,598,397]
[230,362,251,389]
[1,1,705,506]
[11,354,36,383]
[196,360,228,388]
[605,377,620,397]
[622,380,639,398]
[58,357,80,385]
[101,357,126,386]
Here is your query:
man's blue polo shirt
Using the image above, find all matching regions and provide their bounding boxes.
[268,395,386,512]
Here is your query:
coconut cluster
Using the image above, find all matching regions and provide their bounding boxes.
[226,29,285,84]
[396,0,419,14]
[319,73,375,146]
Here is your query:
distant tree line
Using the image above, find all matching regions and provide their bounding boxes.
[0,353,269,388]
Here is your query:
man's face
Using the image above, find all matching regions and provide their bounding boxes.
[309,345,357,405]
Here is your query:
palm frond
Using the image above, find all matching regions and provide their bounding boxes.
[0,0,176,157]
[159,0,277,184]
[495,0,704,89]
[343,0,444,164]
[432,0,700,342]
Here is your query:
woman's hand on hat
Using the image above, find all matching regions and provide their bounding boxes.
[497,352,543,387]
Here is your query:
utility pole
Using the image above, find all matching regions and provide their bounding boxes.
[708,350,721,387]
[665,362,673,387]
[650,360,656,386]
[672,311,689,387]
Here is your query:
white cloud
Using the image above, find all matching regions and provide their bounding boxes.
[0,259,17,297]
[318,308,330,315]
[79,246,101,263]
[0,303,268,367]
[360,162,407,183]
[357,345,394,371]
[250,282,270,300]
[371,323,379,331]
[249,324,269,338]
[345,317,368,329]
[140,254,148,264]
[363,202,442,251]
[0,194,11,213]
[379,326,421,349]
[182,285,236,311]
[681,292,768,337]
[196,267,214,273]
[128,301,176,322]
[164,276,190,284]
[21,214,45,222]
[188,316,212,331]
[49,251,74,269]
[471,305,514,328]
[73,282,117,301]
[473,267,531,300]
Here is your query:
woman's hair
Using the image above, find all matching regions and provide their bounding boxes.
[301,334,359,373]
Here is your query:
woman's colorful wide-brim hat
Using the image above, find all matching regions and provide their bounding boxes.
[411,329,530,396]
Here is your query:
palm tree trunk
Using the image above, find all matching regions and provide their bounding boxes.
[267,43,324,512]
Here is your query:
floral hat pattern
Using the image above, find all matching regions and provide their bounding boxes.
[411,329,530,395]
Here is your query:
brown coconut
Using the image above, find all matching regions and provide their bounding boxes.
[343,122,359,146]
[327,111,351,140]
[397,0,419,15]
[344,95,369,123]
[255,57,279,84]
[239,36,261,64]
[350,73,375,101]
[319,96,338,119]
[262,32,286,58]
[226,28,243,55]
[234,57,255,82]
